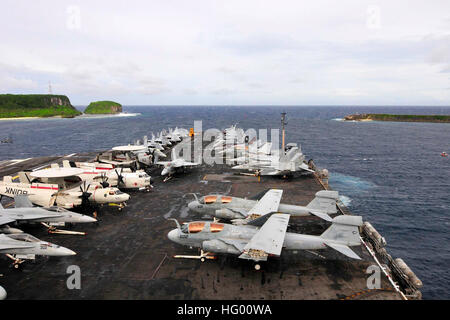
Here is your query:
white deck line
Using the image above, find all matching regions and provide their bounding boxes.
[4,158,31,167]
[359,236,407,300]
[32,163,52,171]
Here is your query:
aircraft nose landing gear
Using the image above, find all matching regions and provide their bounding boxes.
[5,254,26,270]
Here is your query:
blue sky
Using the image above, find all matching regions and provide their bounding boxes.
[1,0,449,105]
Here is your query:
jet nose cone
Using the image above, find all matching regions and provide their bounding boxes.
[55,246,77,256]
[188,201,198,211]
[167,229,179,242]
[161,168,169,176]
[81,215,97,223]
[0,286,6,300]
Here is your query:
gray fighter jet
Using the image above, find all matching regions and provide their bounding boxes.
[0,233,76,268]
[0,195,97,235]
[155,149,200,181]
[168,212,363,269]
[188,189,338,222]
[0,285,6,300]
[232,146,314,176]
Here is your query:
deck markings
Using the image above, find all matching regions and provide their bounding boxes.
[341,288,394,300]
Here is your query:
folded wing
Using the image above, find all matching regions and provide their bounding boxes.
[239,213,290,261]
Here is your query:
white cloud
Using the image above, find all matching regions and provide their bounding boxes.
[0,0,449,105]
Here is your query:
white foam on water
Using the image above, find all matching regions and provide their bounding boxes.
[330,172,376,190]
[339,195,352,207]
[116,112,141,117]
[76,112,142,119]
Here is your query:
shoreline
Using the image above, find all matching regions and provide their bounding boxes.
[344,113,450,123]
[0,115,66,121]
[0,112,140,121]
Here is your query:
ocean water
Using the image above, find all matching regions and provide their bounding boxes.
[1,105,449,299]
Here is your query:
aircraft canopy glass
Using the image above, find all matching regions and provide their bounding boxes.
[8,234,40,242]
[188,222,205,233]
[221,196,232,203]
[203,196,217,204]
[210,223,224,233]
[200,195,232,204]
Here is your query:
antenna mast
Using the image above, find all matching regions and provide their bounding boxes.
[281,112,287,154]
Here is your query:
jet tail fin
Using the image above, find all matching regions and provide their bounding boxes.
[306,190,339,214]
[321,215,363,259]
[321,215,362,245]
[13,195,34,208]
[283,147,299,161]
[143,136,148,148]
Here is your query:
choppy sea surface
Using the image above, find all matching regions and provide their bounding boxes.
[1,105,449,299]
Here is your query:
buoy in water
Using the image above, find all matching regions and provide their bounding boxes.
[441,152,448,157]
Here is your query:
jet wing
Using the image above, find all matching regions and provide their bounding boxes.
[239,213,290,261]
[11,211,63,221]
[325,243,361,260]
[178,161,200,167]
[299,163,315,173]
[246,189,283,217]
[0,235,34,251]
[218,238,247,252]
[0,216,17,226]
[155,161,171,166]
[308,209,333,222]
[226,207,249,217]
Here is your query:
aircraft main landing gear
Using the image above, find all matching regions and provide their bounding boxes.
[174,250,217,261]
[5,254,25,270]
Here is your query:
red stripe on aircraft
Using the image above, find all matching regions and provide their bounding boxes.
[31,186,59,190]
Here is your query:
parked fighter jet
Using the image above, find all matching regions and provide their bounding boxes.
[172,127,189,139]
[222,142,273,164]
[62,160,152,191]
[96,148,137,168]
[168,213,363,270]
[140,136,166,159]
[0,195,96,235]
[188,189,337,222]
[111,145,152,169]
[164,128,182,143]
[154,132,172,147]
[232,146,314,176]
[0,167,130,210]
[155,149,200,181]
[0,285,6,300]
[0,233,76,268]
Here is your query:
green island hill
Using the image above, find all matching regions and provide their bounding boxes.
[84,101,122,114]
[344,113,450,123]
[0,94,82,118]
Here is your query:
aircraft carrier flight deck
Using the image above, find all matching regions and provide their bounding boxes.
[0,136,422,300]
